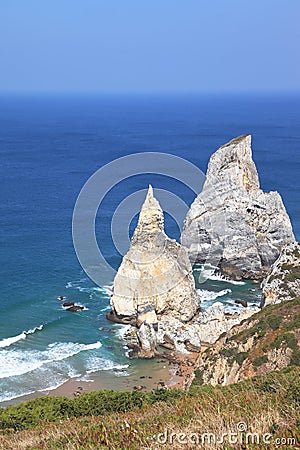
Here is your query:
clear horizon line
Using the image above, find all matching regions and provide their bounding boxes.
[0,88,300,96]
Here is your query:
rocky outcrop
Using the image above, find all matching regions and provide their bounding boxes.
[136,322,158,359]
[262,242,300,306]
[108,186,200,357]
[108,185,266,358]
[182,135,295,280]
[192,296,300,387]
[193,302,259,344]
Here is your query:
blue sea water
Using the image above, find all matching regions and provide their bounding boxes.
[0,93,299,403]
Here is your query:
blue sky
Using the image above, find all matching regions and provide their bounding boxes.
[0,0,299,93]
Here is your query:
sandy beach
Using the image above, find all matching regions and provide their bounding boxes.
[0,351,199,408]
[49,351,199,398]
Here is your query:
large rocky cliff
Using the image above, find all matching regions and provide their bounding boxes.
[107,185,259,358]
[190,236,300,388]
[181,135,295,280]
[108,186,200,357]
[192,296,300,387]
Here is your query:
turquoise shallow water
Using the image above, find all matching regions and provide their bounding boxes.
[0,93,299,403]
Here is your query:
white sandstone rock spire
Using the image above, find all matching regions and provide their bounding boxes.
[181,135,295,280]
[133,185,164,235]
[108,185,199,331]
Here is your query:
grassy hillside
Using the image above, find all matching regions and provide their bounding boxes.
[0,367,299,449]
[194,296,300,386]
[1,291,299,449]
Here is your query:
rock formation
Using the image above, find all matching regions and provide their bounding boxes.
[107,185,200,357]
[192,302,259,344]
[261,241,300,306]
[181,135,295,280]
[191,296,300,388]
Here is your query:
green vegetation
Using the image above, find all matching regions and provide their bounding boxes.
[270,332,298,350]
[268,273,282,283]
[281,263,294,271]
[192,369,204,386]
[278,262,300,285]
[235,351,248,365]
[253,355,268,368]
[230,297,300,346]
[206,296,299,379]
[0,368,299,450]
[284,313,300,331]
[0,284,298,449]
[286,266,300,282]
[293,246,300,258]
[0,389,184,432]
[219,347,248,365]
[267,257,300,297]
[266,314,282,330]
[290,347,300,366]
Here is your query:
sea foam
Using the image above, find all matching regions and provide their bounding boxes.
[0,325,44,349]
[0,341,102,379]
[194,265,246,286]
[85,355,129,375]
[197,288,232,301]
[207,273,246,285]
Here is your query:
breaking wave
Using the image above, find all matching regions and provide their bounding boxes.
[197,288,232,301]
[0,325,44,349]
[207,273,245,285]
[0,341,102,379]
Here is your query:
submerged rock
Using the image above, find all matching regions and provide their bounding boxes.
[235,299,248,308]
[66,305,84,312]
[182,135,295,280]
[63,301,75,307]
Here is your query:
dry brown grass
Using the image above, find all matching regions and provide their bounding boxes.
[1,368,299,450]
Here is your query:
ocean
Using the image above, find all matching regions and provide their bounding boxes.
[0,93,299,404]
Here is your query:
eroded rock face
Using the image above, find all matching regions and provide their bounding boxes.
[192,296,300,388]
[182,135,295,280]
[262,242,300,306]
[108,186,200,357]
[136,323,158,359]
[194,302,259,344]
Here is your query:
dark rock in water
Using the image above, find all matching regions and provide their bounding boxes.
[182,134,295,280]
[106,310,136,326]
[63,301,75,307]
[127,342,138,350]
[66,305,84,312]
[235,299,248,308]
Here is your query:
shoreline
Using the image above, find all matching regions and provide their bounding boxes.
[0,351,199,408]
[48,351,199,399]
